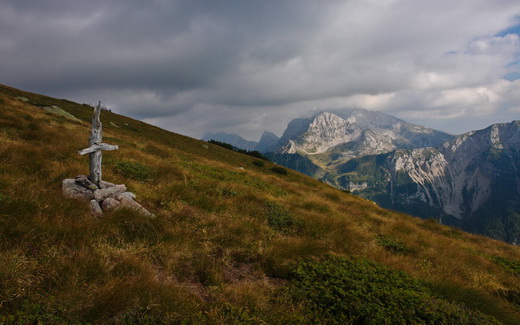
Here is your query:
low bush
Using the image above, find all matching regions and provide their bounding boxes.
[208,139,234,150]
[0,300,68,325]
[271,166,288,175]
[235,149,267,160]
[207,140,269,160]
[265,202,294,233]
[251,160,264,167]
[491,255,520,276]
[497,289,520,306]
[290,256,500,324]
[113,161,153,181]
[376,234,410,254]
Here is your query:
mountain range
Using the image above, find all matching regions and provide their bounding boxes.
[205,109,520,243]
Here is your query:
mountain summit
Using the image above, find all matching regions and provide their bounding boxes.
[276,109,453,160]
[255,131,280,152]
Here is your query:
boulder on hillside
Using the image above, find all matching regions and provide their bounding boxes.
[119,195,155,217]
[101,197,121,211]
[75,175,98,190]
[62,179,95,201]
[94,184,127,202]
[63,176,154,217]
[89,199,103,217]
[99,180,116,189]
[117,192,136,201]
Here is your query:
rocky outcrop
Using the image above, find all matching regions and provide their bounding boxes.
[276,109,453,156]
[62,178,95,201]
[62,175,154,217]
[333,121,520,243]
[43,105,79,121]
[94,184,127,202]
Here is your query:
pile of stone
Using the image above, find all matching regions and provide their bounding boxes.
[62,175,154,217]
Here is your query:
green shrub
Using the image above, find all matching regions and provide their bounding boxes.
[208,140,234,150]
[251,160,264,167]
[376,234,410,254]
[265,202,294,233]
[497,289,520,306]
[425,279,513,324]
[218,188,238,198]
[491,255,520,276]
[236,149,268,160]
[114,161,153,181]
[290,257,500,324]
[271,166,288,175]
[0,299,68,325]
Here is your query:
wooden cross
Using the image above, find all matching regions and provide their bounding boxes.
[78,102,118,185]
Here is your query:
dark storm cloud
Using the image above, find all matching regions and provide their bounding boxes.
[1,0,520,139]
[1,0,331,109]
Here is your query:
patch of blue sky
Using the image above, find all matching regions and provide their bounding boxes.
[504,62,520,81]
[497,17,520,80]
[496,16,520,37]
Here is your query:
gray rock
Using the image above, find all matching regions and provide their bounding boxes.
[99,180,116,189]
[75,175,98,190]
[93,184,127,202]
[116,192,136,201]
[62,179,94,200]
[119,196,155,217]
[101,197,121,211]
[89,200,103,217]
[42,105,79,121]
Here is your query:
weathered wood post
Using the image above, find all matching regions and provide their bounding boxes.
[78,102,118,185]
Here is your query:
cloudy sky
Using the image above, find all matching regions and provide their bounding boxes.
[1,0,520,140]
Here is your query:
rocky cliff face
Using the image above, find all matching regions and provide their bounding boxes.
[276,109,453,158]
[337,121,520,242]
[263,109,519,242]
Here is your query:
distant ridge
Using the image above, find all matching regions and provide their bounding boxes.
[202,131,258,151]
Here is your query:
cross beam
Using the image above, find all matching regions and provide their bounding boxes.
[78,102,118,185]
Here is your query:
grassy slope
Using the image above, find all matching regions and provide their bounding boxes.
[1,84,520,323]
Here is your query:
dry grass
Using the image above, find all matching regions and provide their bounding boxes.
[1,84,520,323]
